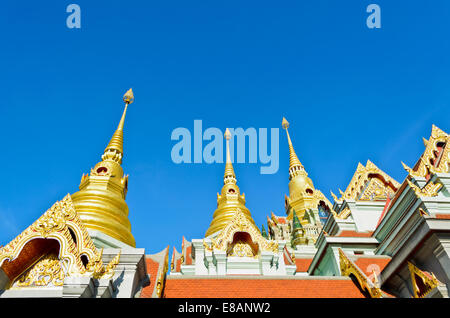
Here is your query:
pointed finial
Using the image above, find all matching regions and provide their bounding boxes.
[224,128,231,140]
[223,128,236,183]
[330,190,339,202]
[401,161,412,174]
[431,124,447,138]
[423,137,428,147]
[419,208,429,217]
[123,88,134,104]
[102,89,134,163]
[282,117,290,130]
[339,188,345,196]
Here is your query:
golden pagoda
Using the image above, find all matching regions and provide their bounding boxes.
[282,117,317,223]
[205,128,256,237]
[71,89,136,247]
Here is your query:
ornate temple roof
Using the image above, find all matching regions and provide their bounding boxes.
[332,160,400,204]
[0,194,120,292]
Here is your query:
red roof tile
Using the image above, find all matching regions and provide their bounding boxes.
[163,278,367,298]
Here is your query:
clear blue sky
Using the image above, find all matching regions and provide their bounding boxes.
[1,1,449,253]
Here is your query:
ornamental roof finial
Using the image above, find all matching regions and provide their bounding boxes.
[103,88,134,164]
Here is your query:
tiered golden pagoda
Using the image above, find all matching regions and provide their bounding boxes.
[282,117,328,222]
[71,89,136,247]
[205,128,256,237]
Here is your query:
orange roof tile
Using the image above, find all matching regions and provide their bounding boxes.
[435,214,450,219]
[163,278,367,298]
[295,258,313,272]
[354,257,391,277]
[277,217,287,224]
[185,246,193,265]
[337,231,373,237]
[140,258,161,298]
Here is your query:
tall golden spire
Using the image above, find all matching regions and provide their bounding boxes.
[102,88,134,163]
[72,89,136,247]
[223,128,236,184]
[282,117,307,180]
[282,117,315,221]
[205,129,255,237]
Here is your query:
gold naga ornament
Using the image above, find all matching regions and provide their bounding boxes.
[408,262,442,298]
[406,179,443,198]
[338,248,384,298]
[71,88,136,247]
[205,128,256,237]
[0,195,120,288]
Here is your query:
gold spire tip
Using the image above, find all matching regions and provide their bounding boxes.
[123,88,134,104]
[224,128,231,140]
[282,117,289,130]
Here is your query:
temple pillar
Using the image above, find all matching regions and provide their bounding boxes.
[214,250,227,275]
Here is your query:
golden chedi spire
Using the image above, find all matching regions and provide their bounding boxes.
[71,89,136,247]
[282,117,304,178]
[282,117,315,222]
[102,89,133,160]
[205,129,256,237]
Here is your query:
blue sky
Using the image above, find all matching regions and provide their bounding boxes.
[0,1,449,253]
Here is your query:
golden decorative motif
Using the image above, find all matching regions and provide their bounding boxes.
[229,241,256,258]
[203,240,212,252]
[155,248,169,298]
[336,206,351,219]
[330,191,340,203]
[335,160,400,203]
[408,262,441,298]
[211,208,278,255]
[92,250,121,280]
[0,194,120,288]
[14,254,65,288]
[407,179,442,198]
[359,177,395,201]
[410,125,449,178]
[339,248,383,298]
